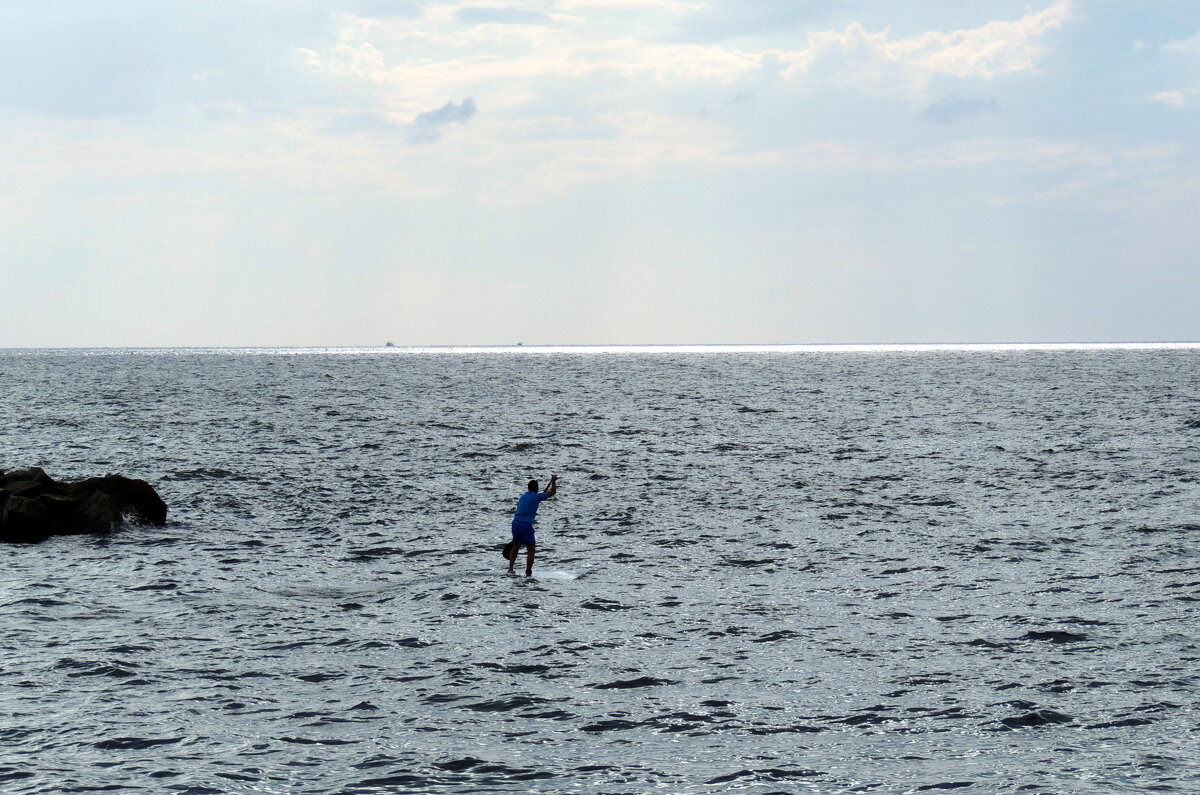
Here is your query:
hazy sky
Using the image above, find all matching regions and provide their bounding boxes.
[1,0,1197,346]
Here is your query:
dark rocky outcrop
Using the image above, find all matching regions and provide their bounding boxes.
[0,467,167,543]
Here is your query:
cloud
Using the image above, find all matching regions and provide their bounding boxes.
[318,96,479,141]
[301,16,762,107]
[406,97,477,142]
[674,0,839,41]
[926,138,1175,171]
[494,126,1176,204]
[323,111,404,135]
[458,7,549,26]
[556,0,702,11]
[919,95,1000,124]
[777,0,1072,93]
[1162,30,1200,53]
[291,1,1086,195]
[489,110,907,203]
[349,0,423,17]
[1150,89,1197,107]
[302,2,1072,122]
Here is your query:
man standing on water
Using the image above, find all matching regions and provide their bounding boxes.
[507,474,557,577]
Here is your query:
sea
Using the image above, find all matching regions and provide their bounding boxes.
[1,344,1198,795]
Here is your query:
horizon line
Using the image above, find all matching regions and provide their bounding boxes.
[3,341,1199,354]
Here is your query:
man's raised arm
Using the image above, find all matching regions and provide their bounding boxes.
[545,474,558,498]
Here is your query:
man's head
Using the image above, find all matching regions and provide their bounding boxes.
[528,479,539,492]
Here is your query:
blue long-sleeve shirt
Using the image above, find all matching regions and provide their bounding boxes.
[512,491,550,525]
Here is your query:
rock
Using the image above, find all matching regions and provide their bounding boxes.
[67,476,168,525]
[0,493,56,543]
[2,466,55,498]
[71,491,124,536]
[0,468,167,544]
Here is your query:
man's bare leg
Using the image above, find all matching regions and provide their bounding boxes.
[525,544,536,577]
[507,543,520,575]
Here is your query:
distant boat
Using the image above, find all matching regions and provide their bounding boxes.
[385,341,396,347]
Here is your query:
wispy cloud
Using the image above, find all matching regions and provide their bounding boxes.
[926,138,1175,170]
[1162,30,1200,53]
[302,26,761,103]
[556,0,703,11]
[675,0,838,41]
[457,7,549,26]
[919,95,1000,124]
[1150,89,1198,107]
[406,96,477,142]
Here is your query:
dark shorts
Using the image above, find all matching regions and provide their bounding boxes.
[511,521,536,545]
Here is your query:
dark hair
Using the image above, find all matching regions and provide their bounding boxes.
[528,479,539,492]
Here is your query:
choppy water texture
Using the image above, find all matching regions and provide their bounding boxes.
[2,347,1199,794]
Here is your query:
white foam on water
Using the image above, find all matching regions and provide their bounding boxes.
[535,570,584,580]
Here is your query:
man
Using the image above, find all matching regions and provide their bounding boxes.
[506,474,557,577]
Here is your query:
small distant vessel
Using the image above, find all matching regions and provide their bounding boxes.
[385,341,396,348]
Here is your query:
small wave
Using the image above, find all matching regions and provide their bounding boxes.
[1086,717,1153,729]
[5,597,70,607]
[349,774,435,788]
[752,630,801,643]
[580,598,631,611]
[93,736,184,750]
[463,696,557,712]
[1020,630,1089,644]
[345,546,406,561]
[580,718,642,732]
[296,672,344,683]
[163,468,245,481]
[747,724,824,734]
[127,581,178,591]
[433,757,487,771]
[55,659,138,679]
[706,768,821,784]
[591,676,676,689]
[996,710,1074,729]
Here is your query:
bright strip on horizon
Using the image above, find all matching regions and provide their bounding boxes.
[6,342,1200,356]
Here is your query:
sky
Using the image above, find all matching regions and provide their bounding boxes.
[0,0,1197,346]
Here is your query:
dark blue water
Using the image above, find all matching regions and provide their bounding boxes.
[2,347,1198,793]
